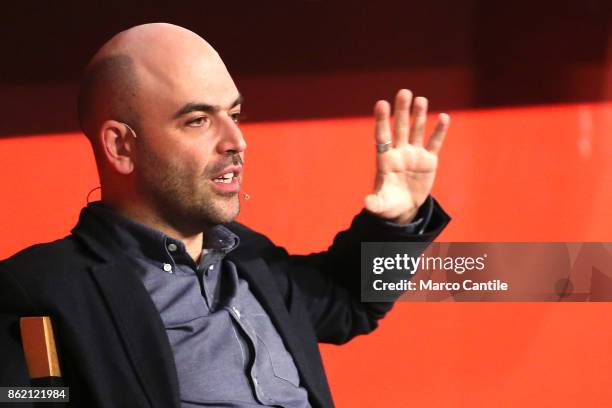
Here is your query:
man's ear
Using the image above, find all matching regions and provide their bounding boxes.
[99,120,136,175]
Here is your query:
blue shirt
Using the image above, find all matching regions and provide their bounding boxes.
[88,203,311,407]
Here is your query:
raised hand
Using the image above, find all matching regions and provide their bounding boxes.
[364,89,450,224]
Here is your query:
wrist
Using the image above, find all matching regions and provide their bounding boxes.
[391,207,418,225]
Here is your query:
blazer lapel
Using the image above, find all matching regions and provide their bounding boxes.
[72,206,180,408]
[227,254,326,407]
[89,258,180,408]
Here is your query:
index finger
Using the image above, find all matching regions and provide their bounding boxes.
[374,99,392,146]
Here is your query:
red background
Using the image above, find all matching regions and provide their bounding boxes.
[2,101,612,406]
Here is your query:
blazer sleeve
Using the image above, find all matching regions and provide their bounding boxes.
[267,196,451,345]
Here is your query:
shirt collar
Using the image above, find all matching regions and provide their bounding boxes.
[84,201,240,266]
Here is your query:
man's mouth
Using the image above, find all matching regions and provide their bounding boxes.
[209,165,242,193]
[213,172,236,184]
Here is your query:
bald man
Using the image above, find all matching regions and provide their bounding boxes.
[0,24,450,407]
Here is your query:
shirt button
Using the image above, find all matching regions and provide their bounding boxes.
[208,265,214,271]
[163,263,173,273]
[167,243,178,252]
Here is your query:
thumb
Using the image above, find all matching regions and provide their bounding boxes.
[364,194,382,214]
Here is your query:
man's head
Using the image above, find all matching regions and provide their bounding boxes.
[78,23,245,233]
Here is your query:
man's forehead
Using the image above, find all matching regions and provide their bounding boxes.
[136,47,232,87]
[166,73,242,112]
[132,50,240,117]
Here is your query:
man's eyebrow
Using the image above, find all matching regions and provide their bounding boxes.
[172,94,244,119]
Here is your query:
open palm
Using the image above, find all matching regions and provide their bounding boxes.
[364,89,450,224]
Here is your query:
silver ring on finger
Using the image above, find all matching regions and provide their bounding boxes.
[376,141,391,154]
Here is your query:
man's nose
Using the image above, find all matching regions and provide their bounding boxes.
[217,117,247,154]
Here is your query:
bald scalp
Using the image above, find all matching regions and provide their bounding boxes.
[77,23,223,146]
[77,53,140,142]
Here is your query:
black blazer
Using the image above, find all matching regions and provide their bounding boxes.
[0,199,449,407]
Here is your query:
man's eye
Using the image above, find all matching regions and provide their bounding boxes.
[186,117,208,127]
[230,112,243,124]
